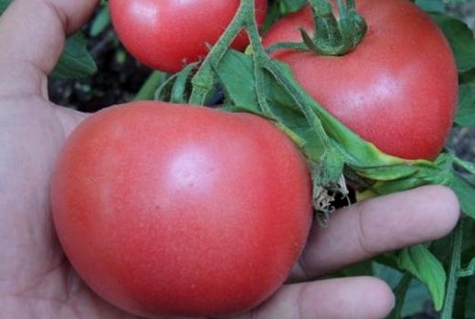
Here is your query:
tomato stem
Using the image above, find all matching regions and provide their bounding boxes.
[440,219,464,319]
[189,0,255,105]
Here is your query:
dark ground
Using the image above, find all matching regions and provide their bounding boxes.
[46,3,475,319]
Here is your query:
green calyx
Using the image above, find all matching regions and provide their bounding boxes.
[305,0,368,55]
[269,0,368,56]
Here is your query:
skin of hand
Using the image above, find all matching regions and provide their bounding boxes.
[0,0,461,318]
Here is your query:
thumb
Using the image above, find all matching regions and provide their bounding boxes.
[0,0,99,95]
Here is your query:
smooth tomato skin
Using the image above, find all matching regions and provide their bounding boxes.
[51,101,312,318]
[109,0,268,73]
[262,0,458,160]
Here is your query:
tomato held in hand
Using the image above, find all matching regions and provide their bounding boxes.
[51,101,312,318]
[109,0,268,73]
[263,0,458,160]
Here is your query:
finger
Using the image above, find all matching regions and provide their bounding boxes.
[240,277,394,319]
[294,185,460,279]
[0,0,98,94]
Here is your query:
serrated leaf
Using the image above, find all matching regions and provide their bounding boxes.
[397,245,447,311]
[50,33,97,79]
[432,13,475,73]
[455,82,475,127]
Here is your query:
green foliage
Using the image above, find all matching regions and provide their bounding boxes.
[49,33,97,79]
[433,14,475,73]
[439,15,475,130]
[416,0,446,12]
[373,263,433,318]
[456,82,475,127]
[89,4,111,37]
[396,245,447,310]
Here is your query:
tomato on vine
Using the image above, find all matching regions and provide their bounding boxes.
[263,0,458,160]
[109,0,268,73]
[51,101,313,318]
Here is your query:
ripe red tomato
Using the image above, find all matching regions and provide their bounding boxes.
[51,101,312,318]
[109,0,268,73]
[262,0,458,160]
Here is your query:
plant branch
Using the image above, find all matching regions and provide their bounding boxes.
[440,219,464,319]
[189,0,255,105]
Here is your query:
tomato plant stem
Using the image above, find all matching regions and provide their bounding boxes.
[189,0,256,105]
[440,219,464,319]
[390,273,413,319]
[245,13,348,211]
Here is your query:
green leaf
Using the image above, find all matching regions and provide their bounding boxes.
[416,0,445,13]
[396,245,447,311]
[449,157,475,218]
[50,33,97,79]
[431,13,475,73]
[133,71,168,101]
[216,51,258,110]
[263,0,306,31]
[449,172,475,219]
[0,0,12,14]
[89,5,111,37]
[455,82,475,127]
[274,0,306,14]
[374,262,432,317]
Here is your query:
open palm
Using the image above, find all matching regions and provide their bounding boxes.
[0,0,460,319]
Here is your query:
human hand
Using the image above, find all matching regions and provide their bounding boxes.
[0,0,460,318]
